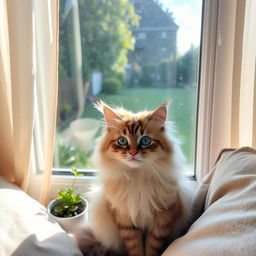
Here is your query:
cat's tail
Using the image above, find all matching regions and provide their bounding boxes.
[76,227,125,256]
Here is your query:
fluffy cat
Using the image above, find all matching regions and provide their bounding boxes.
[78,101,192,256]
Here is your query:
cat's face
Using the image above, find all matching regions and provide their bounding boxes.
[96,102,173,169]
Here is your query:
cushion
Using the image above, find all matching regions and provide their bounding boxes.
[163,147,256,256]
[0,177,83,256]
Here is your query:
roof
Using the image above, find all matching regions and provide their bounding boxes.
[132,0,178,31]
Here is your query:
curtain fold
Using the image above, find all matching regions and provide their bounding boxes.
[0,0,33,190]
[7,0,34,190]
[0,0,15,183]
[0,0,58,204]
[33,0,59,205]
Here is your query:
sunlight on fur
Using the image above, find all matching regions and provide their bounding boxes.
[78,101,192,256]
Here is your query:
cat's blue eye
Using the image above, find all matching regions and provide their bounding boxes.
[140,136,152,146]
[117,136,128,146]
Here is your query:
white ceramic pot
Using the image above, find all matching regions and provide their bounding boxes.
[47,196,88,234]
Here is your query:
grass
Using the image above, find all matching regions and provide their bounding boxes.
[83,87,198,165]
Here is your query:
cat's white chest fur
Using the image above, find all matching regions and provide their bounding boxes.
[104,168,178,229]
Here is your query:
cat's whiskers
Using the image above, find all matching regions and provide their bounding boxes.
[101,158,134,180]
[99,158,118,171]
[98,119,106,125]
[143,159,167,187]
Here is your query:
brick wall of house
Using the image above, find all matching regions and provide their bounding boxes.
[128,0,178,87]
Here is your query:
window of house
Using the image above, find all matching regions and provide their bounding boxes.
[161,31,168,39]
[138,32,147,39]
[135,3,142,14]
[54,0,203,175]
[161,47,167,52]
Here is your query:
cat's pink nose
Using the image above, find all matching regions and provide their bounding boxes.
[129,149,138,156]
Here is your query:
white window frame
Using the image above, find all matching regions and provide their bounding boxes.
[47,0,220,192]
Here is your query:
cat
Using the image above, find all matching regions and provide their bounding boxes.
[78,101,192,256]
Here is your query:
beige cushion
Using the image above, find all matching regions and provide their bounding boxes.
[0,177,83,256]
[163,147,256,256]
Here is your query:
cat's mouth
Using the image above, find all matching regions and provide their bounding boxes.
[129,158,140,162]
[127,155,141,161]
[125,156,143,167]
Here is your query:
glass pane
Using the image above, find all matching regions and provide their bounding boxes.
[54,0,203,173]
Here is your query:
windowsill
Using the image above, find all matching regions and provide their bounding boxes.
[49,169,197,201]
[28,169,197,203]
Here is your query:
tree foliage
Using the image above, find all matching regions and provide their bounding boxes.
[59,0,139,83]
[176,45,199,87]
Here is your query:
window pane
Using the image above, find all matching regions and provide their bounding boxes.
[54,0,203,173]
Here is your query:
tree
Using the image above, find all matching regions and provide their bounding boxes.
[176,45,199,87]
[59,0,139,83]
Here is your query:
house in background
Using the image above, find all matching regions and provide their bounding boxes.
[127,0,178,87]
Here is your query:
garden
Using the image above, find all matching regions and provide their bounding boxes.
[54,87,197,171]
[84,87,197,165]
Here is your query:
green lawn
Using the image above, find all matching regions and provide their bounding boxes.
[83,87,198,165]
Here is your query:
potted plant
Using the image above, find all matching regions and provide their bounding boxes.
[47,168,88,234]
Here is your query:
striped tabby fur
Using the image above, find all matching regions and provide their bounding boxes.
[79,101,191,256]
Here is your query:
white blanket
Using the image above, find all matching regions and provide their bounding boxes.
[163,147,256,256]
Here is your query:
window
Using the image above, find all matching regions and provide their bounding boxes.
[161,31,168,39]
[135,3,142,14]
[161,47,167,52]
[54,0,203,175]
[138,32,147,39]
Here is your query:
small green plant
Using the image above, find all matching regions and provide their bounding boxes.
[51,168,86,218]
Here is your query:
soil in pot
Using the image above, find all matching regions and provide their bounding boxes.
[50,200,86,218]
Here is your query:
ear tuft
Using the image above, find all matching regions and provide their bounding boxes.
[94,100,121,126]
[150,102,170,122]
[94,100,105,113]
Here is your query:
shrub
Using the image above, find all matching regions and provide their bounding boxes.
[103,77,122,94]
[59,102,72,121]
[139,64,157,87]
[55,143,93,169]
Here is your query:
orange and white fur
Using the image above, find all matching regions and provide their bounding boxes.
[79,101,192,256]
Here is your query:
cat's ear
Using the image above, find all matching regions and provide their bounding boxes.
[103,105,121,125]
[95,100,121,126]
[150,102,169,122]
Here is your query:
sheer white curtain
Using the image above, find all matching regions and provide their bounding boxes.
[0,0,34,189]
[0,0,58,205]
[31,0,59,204]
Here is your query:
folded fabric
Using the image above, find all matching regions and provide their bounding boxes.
[0,177,83,256]
[1,147,256,256]
[163,147,256,256]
